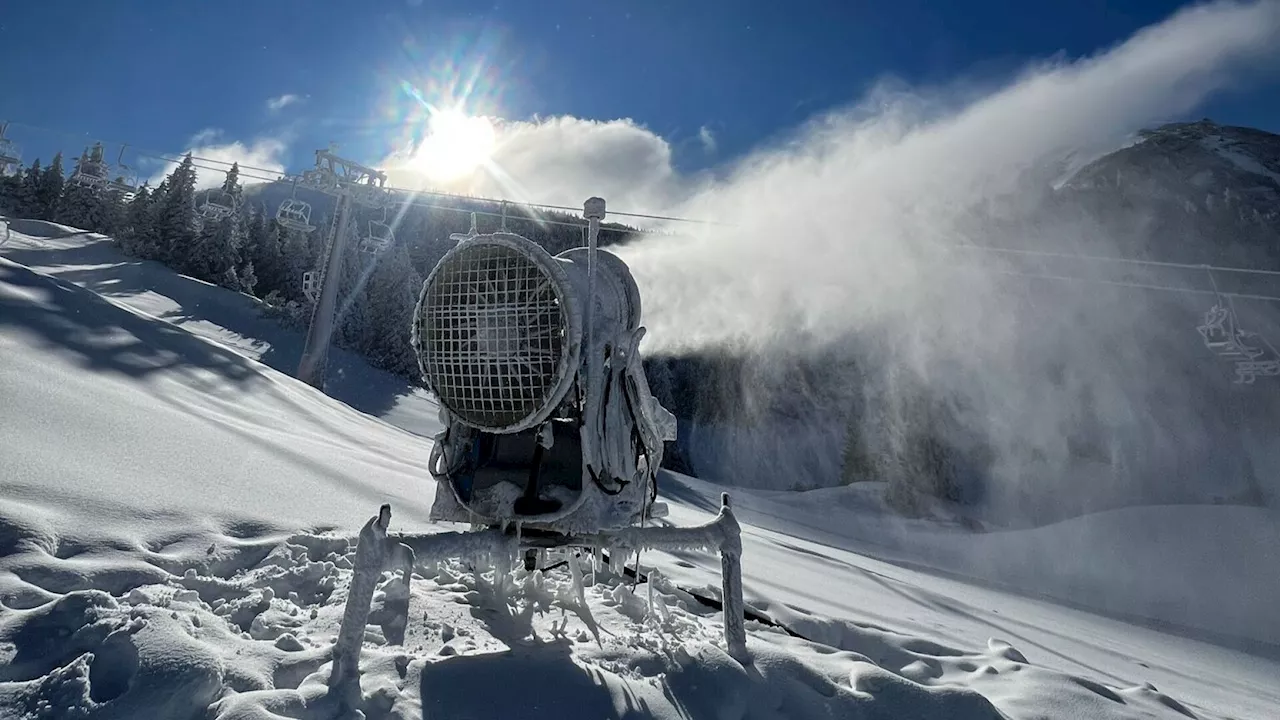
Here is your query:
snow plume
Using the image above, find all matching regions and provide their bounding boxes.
[621,0,1280,352]
[618,0,1280,508]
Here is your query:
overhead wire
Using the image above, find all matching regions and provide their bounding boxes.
[5,118,712,227]
[8,117,1280,296]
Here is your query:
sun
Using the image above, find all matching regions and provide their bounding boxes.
[412,107,497,183]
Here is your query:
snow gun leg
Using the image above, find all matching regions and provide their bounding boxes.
[574,492,747,662]
[329,504,413,700]
[719,494,748,663]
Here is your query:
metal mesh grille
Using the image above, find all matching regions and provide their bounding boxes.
[420,242,567,431]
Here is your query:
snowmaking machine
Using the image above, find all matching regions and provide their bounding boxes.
[329,198,746,697]
[417,199,675,534]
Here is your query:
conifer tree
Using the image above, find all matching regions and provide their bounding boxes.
[335,221,370,351]
[57,181,100,230]
[187,212,243,287]
[357,241,423,375]
[153,154,199,265]
[280,225,318,301]
[119,184,157,257]
[36,152,64,221]
[221,162,242,196]
[238,260,258,297]
[244,207,286,294]
[19,159,42,216]
[0,165,23,211]
[180,164,248,288]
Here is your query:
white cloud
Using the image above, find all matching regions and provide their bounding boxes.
[380,116,689,217]
[698,125,717,154]
[147,129,288,191]
[266,94,301,112]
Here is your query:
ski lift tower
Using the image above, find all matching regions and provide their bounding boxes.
[0,123,21,177]
[294,147,393,389]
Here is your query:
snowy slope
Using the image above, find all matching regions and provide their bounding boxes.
[0,217,441,439]
[2,222,1279,718]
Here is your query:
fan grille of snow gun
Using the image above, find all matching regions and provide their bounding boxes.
[414,234,580,433]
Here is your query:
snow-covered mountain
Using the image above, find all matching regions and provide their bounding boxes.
[3,217,1279,719]
[1057,119,1280,267]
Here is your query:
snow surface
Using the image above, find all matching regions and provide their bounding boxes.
[1199,134,1280,187]
[2,220,1279,719]
[0,219,441,439]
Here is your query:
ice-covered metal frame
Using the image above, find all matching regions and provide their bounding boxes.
[326,498,747,709]
[412,232,585,435]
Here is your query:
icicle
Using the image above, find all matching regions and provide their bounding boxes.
[568,553,603,647]
[647,567,656,619]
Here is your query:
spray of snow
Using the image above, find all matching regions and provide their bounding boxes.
[619,0,1280,353]
[614,1,1280,516]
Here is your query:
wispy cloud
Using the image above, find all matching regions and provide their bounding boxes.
[147,129,288,191]
[698,125,717,154]
[266,94,301,113]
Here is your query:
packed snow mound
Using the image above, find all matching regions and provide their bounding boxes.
[2,249,1265,717]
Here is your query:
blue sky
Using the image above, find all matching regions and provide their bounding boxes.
[2,0,1278,193]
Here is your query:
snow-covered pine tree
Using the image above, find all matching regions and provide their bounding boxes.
[36,152,64,221]
[244,205,286,295]
[19,159,42,217]
[187,211,244,288]
[56,181,100,231]
[0,165,22,213]
[238,260,258,297]
[335,219,370,351]
[280,222,319,301]
[118,184,156,257]
[221,162,241,196]
[356,240,423,376]
[153,155,199,266]
[183,164,249,289]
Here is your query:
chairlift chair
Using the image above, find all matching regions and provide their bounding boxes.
[302,270,319,303]
[70,144,112,189]
[107,146,138,196]
[278,200,315,233]
[276,178,316,233]
[359,221,393,255]
[359,208,394,255]
[1197,304,1264,359]
[199,189,237,221]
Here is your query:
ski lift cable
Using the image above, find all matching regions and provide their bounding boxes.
[984,267,1280,304]
[951,242,1280,278]
[210,154,1280,276]
[19,118,1280,283]
[5,119,711,225]
[91,147,1280,285]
